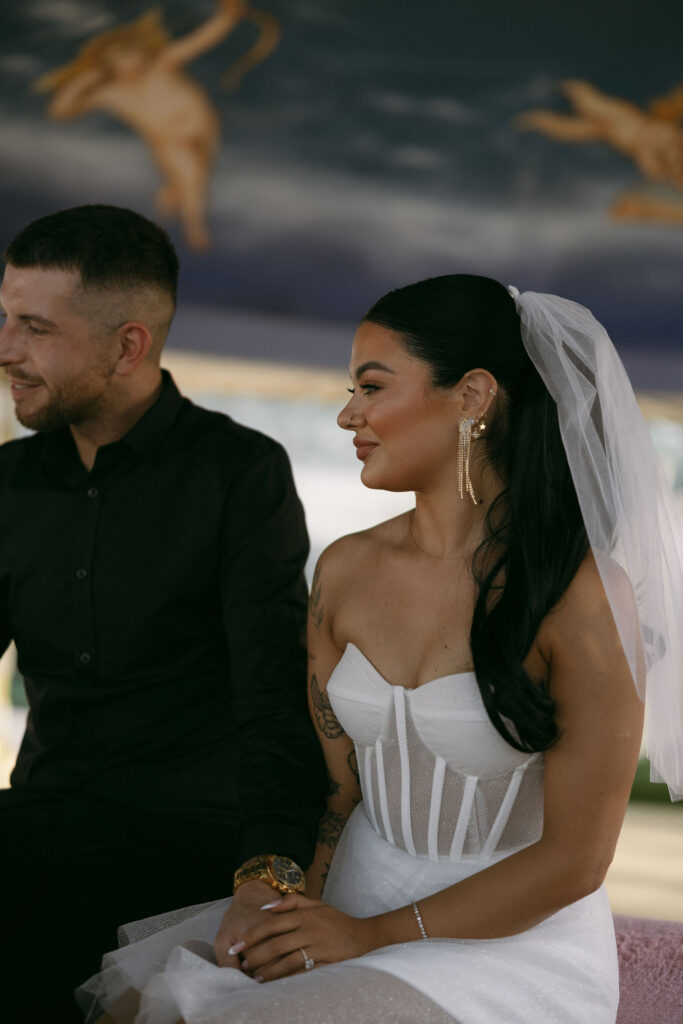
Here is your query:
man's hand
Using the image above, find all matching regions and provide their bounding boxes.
[214,880,281,968]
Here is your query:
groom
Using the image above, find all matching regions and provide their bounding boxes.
[0,204,324,1021]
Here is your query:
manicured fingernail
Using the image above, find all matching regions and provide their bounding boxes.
[260,900,282,910]
[228,941,246,955]
[255,975,264,983]
[240,959,249,970]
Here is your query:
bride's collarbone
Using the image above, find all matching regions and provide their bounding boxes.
[330,554,548,690]
[331,551,480,686]
[338,576,475,633]
[343,557,477,606]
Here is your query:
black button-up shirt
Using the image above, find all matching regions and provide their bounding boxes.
[0,372,323,867]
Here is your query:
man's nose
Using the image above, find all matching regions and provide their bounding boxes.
[0,321,22,365]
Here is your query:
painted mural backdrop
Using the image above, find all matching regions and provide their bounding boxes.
[1,0,682,382]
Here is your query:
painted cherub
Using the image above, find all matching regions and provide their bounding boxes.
[516,79,683,226]
[34,1,281,249]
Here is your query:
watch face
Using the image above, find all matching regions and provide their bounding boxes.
[272,856,304,888]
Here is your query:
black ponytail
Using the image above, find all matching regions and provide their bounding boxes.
[364,274,588,751]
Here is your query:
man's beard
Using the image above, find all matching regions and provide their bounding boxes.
[15,375,113,433]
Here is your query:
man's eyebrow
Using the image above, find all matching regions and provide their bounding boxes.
[351,360,396,379]
[18,313,59,329]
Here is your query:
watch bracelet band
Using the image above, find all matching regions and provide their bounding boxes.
[233,854,305,895]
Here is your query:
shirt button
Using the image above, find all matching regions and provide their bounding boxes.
[76,569,88,580]
[87,486,99,498]
[79,652,91,665]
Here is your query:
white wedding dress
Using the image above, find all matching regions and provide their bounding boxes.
[78,642,620,1023]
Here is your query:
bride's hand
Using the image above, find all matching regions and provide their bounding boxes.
[238,894,378,981]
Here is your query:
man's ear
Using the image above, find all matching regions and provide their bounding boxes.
[113,322,153,376]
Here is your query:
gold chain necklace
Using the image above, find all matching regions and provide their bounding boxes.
[407,510,470,562]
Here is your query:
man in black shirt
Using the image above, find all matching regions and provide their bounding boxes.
[0,205,324,1021]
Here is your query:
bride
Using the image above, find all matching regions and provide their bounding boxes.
[80,274,682,1023]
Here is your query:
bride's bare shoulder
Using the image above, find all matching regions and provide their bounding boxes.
[536,550,641,685]
[315,511,411,587]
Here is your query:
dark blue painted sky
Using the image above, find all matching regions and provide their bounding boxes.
[0,0,681,374]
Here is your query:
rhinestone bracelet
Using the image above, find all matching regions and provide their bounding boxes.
[412,900,428,940]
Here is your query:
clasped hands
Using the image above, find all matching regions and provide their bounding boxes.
[215,884,377,983]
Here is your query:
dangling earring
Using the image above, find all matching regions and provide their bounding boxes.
[459,388,496,504]
[472,411,488,441]
[472,389,496,440]
[458,417,478,504]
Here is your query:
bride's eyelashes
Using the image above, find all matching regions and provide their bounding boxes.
[347,383,381,395]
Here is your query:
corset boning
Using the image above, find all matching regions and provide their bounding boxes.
[327,644,544,862]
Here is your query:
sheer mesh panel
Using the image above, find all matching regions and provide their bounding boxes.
[437,771,470,858]
[361,743,383,834]
[355,698,544,861]
[466,776,510,855]
[498,761,544,849]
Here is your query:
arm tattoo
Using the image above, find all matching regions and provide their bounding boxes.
[320,859,331,889]
[347,747,360,786]
[309,562,324,631]
[326,777,342,798]
[311,673,345,739]
[317,808,347,848]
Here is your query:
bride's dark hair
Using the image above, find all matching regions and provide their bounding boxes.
[363,273,589,752]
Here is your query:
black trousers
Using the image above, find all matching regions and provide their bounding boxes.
[0,788,234,1024]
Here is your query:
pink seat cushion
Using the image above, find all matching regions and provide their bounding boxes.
[614,914,683,1023]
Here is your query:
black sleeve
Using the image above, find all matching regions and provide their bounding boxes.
[0,571,11,660]
[221,441,325,868]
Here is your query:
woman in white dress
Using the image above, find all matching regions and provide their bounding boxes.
[80,274,682,1024]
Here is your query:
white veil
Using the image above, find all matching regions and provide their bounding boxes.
[508,287,683,800]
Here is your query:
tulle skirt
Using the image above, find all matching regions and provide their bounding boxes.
[78,804,619,1023]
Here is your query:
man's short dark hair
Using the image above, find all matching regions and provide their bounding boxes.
[3,204,179,304]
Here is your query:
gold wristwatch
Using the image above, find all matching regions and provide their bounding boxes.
[233,854,306,896]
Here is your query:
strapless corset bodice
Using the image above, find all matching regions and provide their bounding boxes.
[327,643,544,861]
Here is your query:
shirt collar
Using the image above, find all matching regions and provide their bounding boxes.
[121,369,185,463]
[40,428,84,485]
[40,370,185,479]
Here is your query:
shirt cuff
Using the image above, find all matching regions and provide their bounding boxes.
[237,813,316,871]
